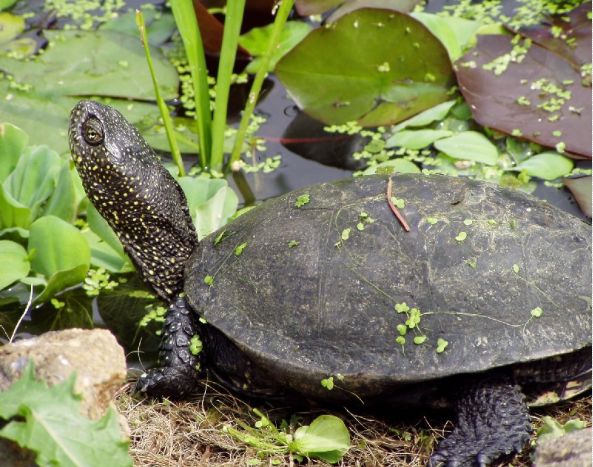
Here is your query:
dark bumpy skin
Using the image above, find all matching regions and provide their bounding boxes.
[69,101,592,467]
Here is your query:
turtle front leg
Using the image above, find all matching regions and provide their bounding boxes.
[430,379,532,467]
[136,297,205,398]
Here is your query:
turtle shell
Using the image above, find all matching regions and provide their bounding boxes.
[186,175,591,399]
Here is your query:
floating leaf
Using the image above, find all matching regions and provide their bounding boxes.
[456,34,591,158]
[0,240,29,290]
[386,129,452,149]
[434,131,498,165]
[391,99,456,132]
[0,29,178,152]
[276,9,454,126]
[514,152,574,180]
[436,337,448,353]
[290,415,350,463]
[240,21,312,72]
[564,176,591,218]
[0,362,132,467]
[413,335,427,345]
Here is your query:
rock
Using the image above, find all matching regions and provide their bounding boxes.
[0,328,127,420]
[535,428,592,467]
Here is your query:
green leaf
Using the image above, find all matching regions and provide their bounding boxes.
[412,13,481,61]
[0,145,62,229]
[537,416,587,442]
[0,240,29,290]
[290,415,350,463]
[514,152,574,180]
[530,307,543,318]
[295,194,310,208]
[0,12,23,45]
[0,122,28,183]
[28,216,90,300]
[102,6,176,47]
[386,129,452,150]
[434,131,499,165]
[0,362,132,467]
[86,204,128,262]
[240,21,312,72]
[82,229,133,274]
[275,9,453,126]
[391,100,456,132]
[362,158,420,175]
[177,177,238,241]
[0,0,19,11]
[42,161,78,222]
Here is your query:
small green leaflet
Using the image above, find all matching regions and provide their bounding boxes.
[530,307,543,318]
[513,264,520,273]
[321,376,334,390]
[390,197,405,209]
[426,217,439,225]
[341,228,351,241]
[234,242,248,256]
[295,194,310,208]
[436,338,449,353]
[455,232,467,242]
[204,275,214,286]
[413,335,427,345]
[0,362,132,467]
[288,240,300,248]
[189,335,203,355]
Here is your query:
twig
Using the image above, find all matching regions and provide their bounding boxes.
[386,178,410,232]
[9,285,34,343]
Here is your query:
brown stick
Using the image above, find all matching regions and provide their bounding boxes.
[386,178,410,232]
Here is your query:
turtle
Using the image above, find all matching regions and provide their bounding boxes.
[69,100,592,466]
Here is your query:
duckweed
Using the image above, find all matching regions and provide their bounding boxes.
[531,307,543,318]
[455,231,467,242]
[295,194,310,207]
[234,242,248,256]
[436,338,449,353]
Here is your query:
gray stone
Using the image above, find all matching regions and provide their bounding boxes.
[0,328,127,420]
[535,428,592,467]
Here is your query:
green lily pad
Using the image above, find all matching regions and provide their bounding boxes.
[275,8,454,126]
[434,131,499,165]
[0,240,29,290]
[0,29,179,153]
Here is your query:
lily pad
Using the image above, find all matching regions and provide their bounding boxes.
[0,29,178,153]
[275,8,454,126]
[455,34,591,158]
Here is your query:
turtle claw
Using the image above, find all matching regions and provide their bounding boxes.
[136,366,200,399]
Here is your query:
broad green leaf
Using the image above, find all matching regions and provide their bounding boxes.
[412,13,481,61]
[34,264,90,303]
[290,415,350,463]
[514,152,574,180]
[28,215,90,282]
[0,29,178,152]
[177,177,239,240]
[42,162,77,222]
[362,158,420,175]
[275,9,453,126]
[391,100,456,132]
[434,131,498,165]
[240,21,312,73]
[0,145,62,229]
[0,240,29,290]
[0,362,132,467]
[0,12,23,44]
[0,122,28,182]
[83,229,133,274]
[86,204,128,262]
[386,129,452,149]
[327,0,419,22]
[537,416,587,442]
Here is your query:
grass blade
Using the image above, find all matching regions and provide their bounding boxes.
[210,0,247,171]
[135,10,185,176]
[171,0,211,170]
[228,0,294,169]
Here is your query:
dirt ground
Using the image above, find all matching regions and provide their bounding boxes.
[115,379,591,467]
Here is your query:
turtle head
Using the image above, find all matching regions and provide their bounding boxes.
[69,100,197,302]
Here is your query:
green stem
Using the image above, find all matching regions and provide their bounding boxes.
[228,0,294,170]
[170,0,211,170]
[136,10,185,176]
[210,0,247,171]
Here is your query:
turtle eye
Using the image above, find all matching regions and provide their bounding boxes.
[82,117,104,146]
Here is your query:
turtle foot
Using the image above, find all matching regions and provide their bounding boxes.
[136,366,201,399]
[429,380,531,467]
[135,296,204,399]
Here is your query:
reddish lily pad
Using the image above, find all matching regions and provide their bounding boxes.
[275,8,454,126]
[508,2,591,71]
[564,176,592,217]
[456,34,591,159]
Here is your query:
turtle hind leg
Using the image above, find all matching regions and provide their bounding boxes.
[136,297,205,399]
[430,379,532,467]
